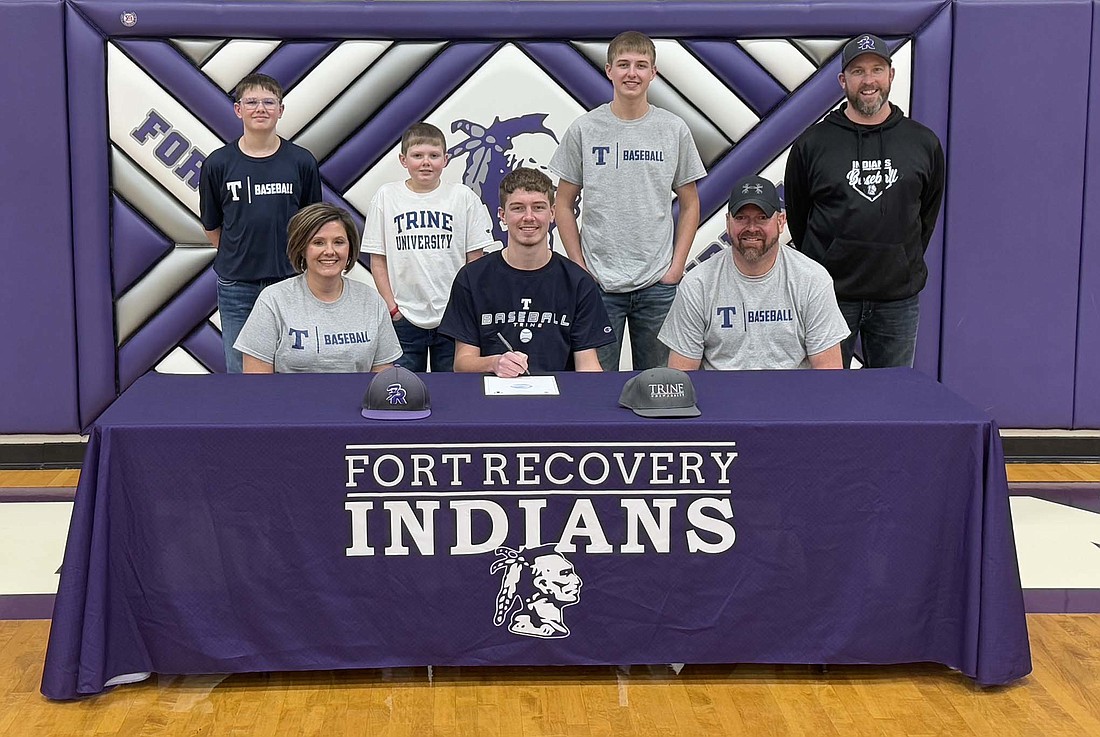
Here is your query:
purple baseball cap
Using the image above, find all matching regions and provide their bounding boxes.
[361,366,432,420]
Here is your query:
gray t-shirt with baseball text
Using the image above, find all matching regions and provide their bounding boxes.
[658,245,849,370]
[549,104,706,293]
[235,274,403,373]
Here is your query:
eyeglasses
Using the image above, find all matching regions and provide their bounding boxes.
[237,98,280,110]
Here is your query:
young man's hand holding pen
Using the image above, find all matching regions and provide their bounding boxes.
[494,332,530,378]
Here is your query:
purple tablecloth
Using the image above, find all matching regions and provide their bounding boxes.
[42,369,1030,698]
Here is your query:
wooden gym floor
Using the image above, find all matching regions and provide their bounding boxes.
[2,466,1099,735]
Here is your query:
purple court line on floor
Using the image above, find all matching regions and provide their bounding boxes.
[1009,483,1100,508]
[0,594,55,620]
[1024,590,1100,614]
[0,488,76,503]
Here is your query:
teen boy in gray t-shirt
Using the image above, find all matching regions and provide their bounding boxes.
[550,31,706,372]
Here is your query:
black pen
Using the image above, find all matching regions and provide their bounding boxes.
[495,332,529,376]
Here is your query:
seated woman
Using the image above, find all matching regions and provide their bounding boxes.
[235,203,402,373]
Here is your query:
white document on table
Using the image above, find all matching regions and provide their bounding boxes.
[483,375,560,396]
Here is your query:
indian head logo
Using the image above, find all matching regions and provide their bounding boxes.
[491,545,583,639]
[447,114,559,245]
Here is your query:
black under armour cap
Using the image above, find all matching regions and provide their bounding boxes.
[728,175,782,218]
[842,34,891,70]
[361,366,431,420]
[619,368,701,418]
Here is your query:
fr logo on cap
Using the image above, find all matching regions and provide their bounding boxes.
[619,368,701,418]
[362,366,431,420]
[841,34,891,70]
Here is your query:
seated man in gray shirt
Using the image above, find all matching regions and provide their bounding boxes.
[658,176,848,370]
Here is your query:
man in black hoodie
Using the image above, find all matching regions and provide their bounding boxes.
[784,34,944,368]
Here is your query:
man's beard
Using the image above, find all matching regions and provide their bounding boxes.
[735,233,778,264]
[848,84,890,117]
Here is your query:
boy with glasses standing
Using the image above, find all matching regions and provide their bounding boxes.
[200,73,322,373]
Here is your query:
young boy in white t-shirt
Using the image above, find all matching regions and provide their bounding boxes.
[364,123,495,371]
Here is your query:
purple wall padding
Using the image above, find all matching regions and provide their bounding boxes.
[942,0,1091,427]
[699,55,864,226]
[256,41,339,93]
[1074,0,1100,428]
[68,5,118,430]
[686,41,787,117]
[909,5,951,379]
[181,322,226,373]
[73,1,948,39]
[522,43,614,110]
[117,271,217,391]
[322,184,363,227]
[321,43,500,189]
[111,196,174,297]
[117,40,242,142]
[0,0,78,433]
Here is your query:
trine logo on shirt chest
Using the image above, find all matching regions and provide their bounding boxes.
[591,146,665,166]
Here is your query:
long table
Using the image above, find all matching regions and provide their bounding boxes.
[42,369,1030,698]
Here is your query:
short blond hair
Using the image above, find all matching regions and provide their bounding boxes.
[606,31,656,66]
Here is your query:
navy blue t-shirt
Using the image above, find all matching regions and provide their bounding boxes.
[199,138,322,281]
[439,250,614,371]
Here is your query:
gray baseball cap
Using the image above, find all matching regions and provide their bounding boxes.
[619,368,701,418]
[728,175,782,217]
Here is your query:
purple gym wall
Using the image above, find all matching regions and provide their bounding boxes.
[942,0,1092,428]
[0,0,77,432]
[1075,0,1100,428]
[3,0,1096,432]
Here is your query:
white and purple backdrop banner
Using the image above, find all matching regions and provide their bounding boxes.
[1,0,1097,432]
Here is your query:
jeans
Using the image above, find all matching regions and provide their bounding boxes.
[837,295,920,369]
[597,281,678,371]
[217,276,285,373]
[392,318,455,372]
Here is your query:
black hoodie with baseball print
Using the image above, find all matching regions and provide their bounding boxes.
[783,104,945,301]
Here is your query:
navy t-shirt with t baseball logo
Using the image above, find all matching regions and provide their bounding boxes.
[199,137,322,282]
[439,251,614,372]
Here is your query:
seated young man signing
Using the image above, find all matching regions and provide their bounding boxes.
[439,168,614,377]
